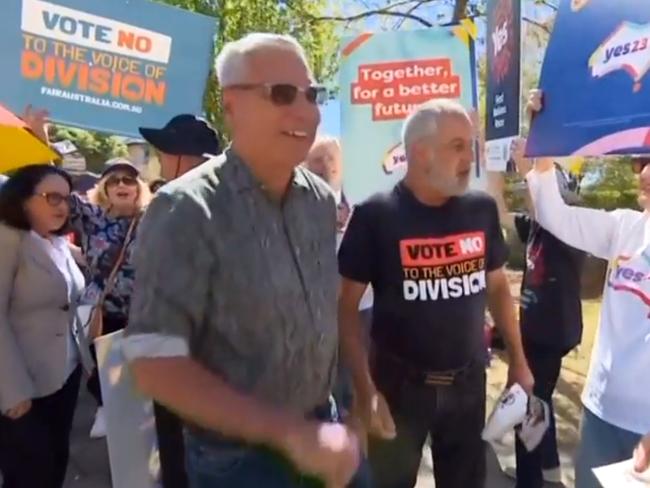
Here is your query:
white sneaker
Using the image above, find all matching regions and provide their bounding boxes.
[90,407,107,439]
[543,467,563,484]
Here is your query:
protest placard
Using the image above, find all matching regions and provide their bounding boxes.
[485,0,521,171]
[0,0,215,136]
[95,330,159,488]
[339,25,478,204]
[528,0,650,157]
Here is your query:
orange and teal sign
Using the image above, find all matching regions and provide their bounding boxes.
[339,25,478,204]
[0,0,215,136]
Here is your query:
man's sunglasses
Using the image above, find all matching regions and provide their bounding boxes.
[106,175,138,187]
[34,192,71,207]
[228,83,328,106]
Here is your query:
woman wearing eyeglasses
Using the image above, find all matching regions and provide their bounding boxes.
[0,164,86,488]
[68,158,152,438]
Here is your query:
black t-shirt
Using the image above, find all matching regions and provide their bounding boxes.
[338,183,508,371]
[514,214,585,351]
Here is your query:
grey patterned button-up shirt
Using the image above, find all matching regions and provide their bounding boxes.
[124,149,339,416]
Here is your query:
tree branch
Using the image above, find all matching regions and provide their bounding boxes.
[310,8,433,27]
[452,0,468,22]
[534,0,558,11]
[305,0,441,27]
[307,0,554,34]
[392,1,427,29]
[523,16,551,34]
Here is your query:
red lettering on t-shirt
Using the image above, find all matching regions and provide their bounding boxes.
[400,231,485,266]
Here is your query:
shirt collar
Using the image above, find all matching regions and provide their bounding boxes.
[225,146,311,193]
[30,231,72,263]
[30,230,66,249]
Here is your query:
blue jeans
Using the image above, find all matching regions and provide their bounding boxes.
[185,398,372,488]
[575,408,642,488]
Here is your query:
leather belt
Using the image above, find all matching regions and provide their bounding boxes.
[372,347,473,387]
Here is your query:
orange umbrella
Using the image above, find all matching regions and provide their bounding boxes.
[0,104,59,173]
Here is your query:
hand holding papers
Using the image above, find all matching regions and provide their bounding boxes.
[593,459,650,487]
[482,383,550,452]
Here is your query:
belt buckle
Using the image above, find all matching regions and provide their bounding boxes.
[424,372,455,386]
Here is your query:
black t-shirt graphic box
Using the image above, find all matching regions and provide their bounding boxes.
[339,183,508,371]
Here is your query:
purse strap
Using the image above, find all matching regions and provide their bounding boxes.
[96,214,140,308]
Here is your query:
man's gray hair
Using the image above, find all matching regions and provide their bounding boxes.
[401,99,469,154]
[311,134,341,152]
[215,33,311,87]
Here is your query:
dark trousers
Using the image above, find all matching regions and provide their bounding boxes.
[87,313,127,406]
[515,344,563,488]
[154,402,188,488]
[368,353,487,488]
[0,366,81,488]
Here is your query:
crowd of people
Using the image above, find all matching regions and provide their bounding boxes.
[0,32,649,488]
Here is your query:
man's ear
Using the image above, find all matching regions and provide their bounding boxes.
[409,141,426,167]
[222,91,234,119]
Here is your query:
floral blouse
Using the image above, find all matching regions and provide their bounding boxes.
[69,194,141,320]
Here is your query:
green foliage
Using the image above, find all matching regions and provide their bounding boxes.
[506,228,526,270]
[49,125,127,173]
[156,0,339,143]
[501,158,640,214]
[579,158,639,211]
[41,1,336,166]
[502,158,639,270]
[503,174,527,212]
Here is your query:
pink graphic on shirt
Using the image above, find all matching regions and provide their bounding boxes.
[526,241,545,287]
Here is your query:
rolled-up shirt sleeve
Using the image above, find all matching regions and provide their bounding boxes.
[123,192,214,361]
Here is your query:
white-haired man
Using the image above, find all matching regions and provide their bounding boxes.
[338,98,533,488]
[305,136,374,415]
[123,33,369,488]
[304,136,350,231]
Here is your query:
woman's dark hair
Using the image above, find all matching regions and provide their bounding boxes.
[0,164,73,235]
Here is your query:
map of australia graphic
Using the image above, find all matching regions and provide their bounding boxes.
[589,22,650,92]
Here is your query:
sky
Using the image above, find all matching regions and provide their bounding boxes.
[319,100,341,136]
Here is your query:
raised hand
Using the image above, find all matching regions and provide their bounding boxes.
[526,89,543,119]
[21,105,50,143]
[510,137,532,175]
